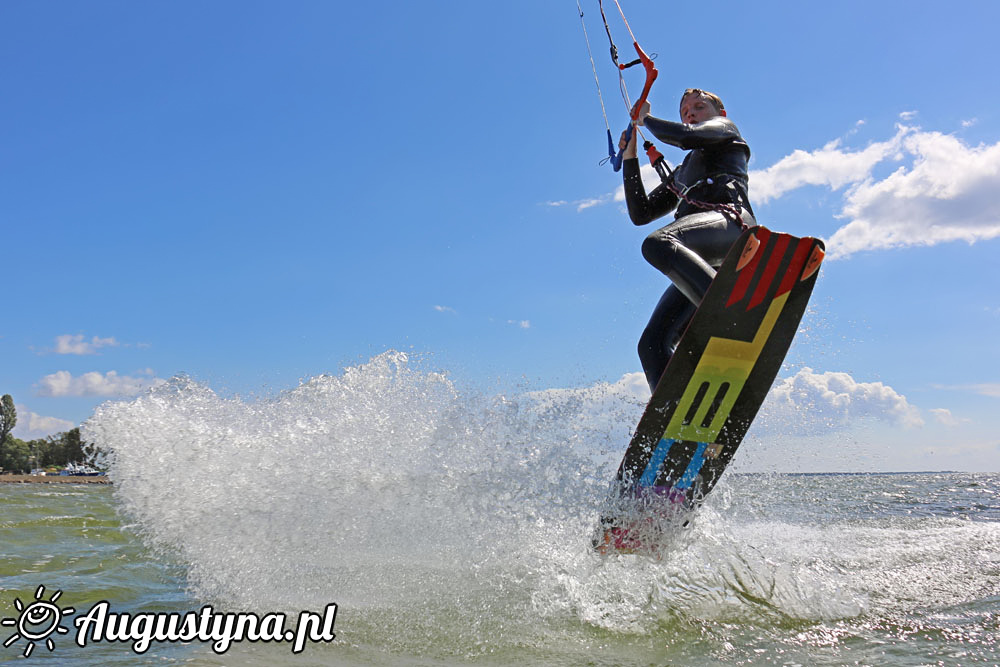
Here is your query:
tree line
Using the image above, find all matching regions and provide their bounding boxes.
[0,394,102,474]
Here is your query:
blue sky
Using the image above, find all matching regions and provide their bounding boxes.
[2,1,998,471]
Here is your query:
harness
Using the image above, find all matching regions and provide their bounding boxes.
[644,144,751,230]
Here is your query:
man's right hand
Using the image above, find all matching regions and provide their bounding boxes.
[631,100,650,126]
[619,128,638,159]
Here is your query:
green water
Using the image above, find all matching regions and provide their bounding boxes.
[0,484,193,664]
[2,475,999,665]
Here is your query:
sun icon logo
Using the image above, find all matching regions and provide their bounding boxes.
[2,585,75,658]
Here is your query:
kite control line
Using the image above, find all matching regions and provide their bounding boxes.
[599,0,658,171]
[578,2,745,227]
[576,0,617,165]
[577,0,657,169]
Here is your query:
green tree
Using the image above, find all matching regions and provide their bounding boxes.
[0,394,16,472]
[60,428,86,464]
[32,437,59,468]
[29,428,100,470]
[40,434,67,468]
[0,436,30,474]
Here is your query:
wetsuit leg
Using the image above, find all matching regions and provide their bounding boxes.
[638,285,696,393]
[640,209,754,305]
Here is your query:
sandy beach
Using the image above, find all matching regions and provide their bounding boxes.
[0,474,111,484]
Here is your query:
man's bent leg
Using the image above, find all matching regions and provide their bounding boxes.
[639,286,696,393]
[641,210,750,305]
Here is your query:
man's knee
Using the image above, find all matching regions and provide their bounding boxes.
[641,231,680,271]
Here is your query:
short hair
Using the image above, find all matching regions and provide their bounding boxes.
[680,88,725,114]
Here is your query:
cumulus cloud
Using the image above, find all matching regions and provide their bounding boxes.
[829,129,1000,258]
[751,125,911,204]
[757,367,924,435]
[563,116,1000,262]
[36,370,165,397]
[530,368,923,438]
[11,405,75,439]
[523,368,925,455]
[751,121,1000,259]
[54,334,120,355]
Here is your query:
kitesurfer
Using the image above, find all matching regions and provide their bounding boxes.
[620,89,756,393]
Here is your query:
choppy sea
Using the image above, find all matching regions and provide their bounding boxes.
[3,353,998,665]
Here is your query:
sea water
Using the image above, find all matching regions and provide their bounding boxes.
[2,351,998,665]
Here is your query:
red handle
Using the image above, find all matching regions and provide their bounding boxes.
[627,41,657,122]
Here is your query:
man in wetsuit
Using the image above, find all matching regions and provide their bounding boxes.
[619,89,755,393]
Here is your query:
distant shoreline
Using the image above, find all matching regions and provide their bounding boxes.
[0,474,111,484]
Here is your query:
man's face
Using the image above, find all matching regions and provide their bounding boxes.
[680,94,723,124]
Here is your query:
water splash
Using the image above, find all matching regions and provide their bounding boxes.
[80,352,998,659]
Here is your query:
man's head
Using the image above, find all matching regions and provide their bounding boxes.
[679,89,726,124]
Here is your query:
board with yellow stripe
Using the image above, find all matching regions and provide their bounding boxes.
[596,226,824,553]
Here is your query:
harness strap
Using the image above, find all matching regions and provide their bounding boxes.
[644,141,749,230]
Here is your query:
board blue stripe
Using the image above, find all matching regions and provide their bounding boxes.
[675,441,709,490]
[639,438,675,487]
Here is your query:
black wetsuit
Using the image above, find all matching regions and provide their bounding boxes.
[623,115,755,393]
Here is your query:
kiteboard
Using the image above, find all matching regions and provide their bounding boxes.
[595,225,825,554]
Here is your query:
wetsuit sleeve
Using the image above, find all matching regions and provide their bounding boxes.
[623,157,679,226]
[642,116,741,151]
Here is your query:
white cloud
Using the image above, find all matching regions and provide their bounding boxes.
[54,334,120,355]
[829,129,1000,258]
[934,383,1000,398]
[751,121,1000,259]
[612,162,669,205]
[564,118,1000,260]
[549,162,665,213]
[575,197,610,211]
[36,370,165,397]
[11,405,75,439]
[521,369,926,467]
[929,408,963,426]
[528,368,922,440]
[750,125,911,204]
[507,320,531,329]
[433,305,457,315]
[757,367,924,435]
[545,194,615,212]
